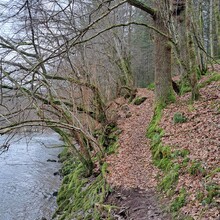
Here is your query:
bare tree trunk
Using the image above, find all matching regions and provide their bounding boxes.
[154,15,174,105]
[210,0,214,57]
[214,0,220,58]
[186,0,199,101]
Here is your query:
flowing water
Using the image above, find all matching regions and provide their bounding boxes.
[0,132,63,220]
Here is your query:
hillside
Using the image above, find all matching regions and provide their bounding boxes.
[106,73,220,220]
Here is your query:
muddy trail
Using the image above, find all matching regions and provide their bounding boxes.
[106,89,170,220]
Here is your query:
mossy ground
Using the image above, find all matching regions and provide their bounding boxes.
[53,124,120,220]
[180,71,220,95]
[147,74,220,219]
[147,105,190,217]
[53,157,110,220]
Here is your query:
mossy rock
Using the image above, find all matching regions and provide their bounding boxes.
[55,158,110,220]
[133,96,147,105]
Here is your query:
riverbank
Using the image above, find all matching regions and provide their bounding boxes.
[53,123,119,220]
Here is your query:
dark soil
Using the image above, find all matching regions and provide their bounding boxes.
[106,187,170,220]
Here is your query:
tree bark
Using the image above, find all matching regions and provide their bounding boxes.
[154,14,173,104]
[127,0,174,104]
[210,0,214,57]
[185,0,199,101]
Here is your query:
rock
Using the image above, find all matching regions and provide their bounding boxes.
[41,217,47,220]
[47,159,57,162]
[53,171,60,176]
[121,104,129,112]
[53,191,58,197]
[133,97,147,105]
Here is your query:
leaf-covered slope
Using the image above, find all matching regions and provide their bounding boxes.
[106,74,219,219]
[160,80,220,219]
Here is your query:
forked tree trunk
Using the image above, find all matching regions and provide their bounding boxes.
[154,15,174,105]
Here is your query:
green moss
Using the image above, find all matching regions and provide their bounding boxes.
[58,147,72,162]
[153,145,171,162]
[106,142,119,155]
[172,149,190,158]
[159,165,180,194]
[188,104,195,112]
[147,104,194,216]
[182,157,190,167]
[155,158,173,171]
[167,90,176,104]
[100,128,119,155]
[178,72,220,97]
[188,161,206,176]
[55,161,110,220]
[98,122,119,155]
[147,104,164,139]
[170,188,187,212]
[199,72,220,88]
[147,105,180,196]
[206,167,220,179]
[147,83,155,90]
[202,183,220,205]
[180,81,192,95]
[54,129,119,220]
[61,159,77,176]
[196,191,205,202]
[133,96,147,105]
[173,112,187,124]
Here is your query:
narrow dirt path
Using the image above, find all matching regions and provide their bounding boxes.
[106,89,170,219]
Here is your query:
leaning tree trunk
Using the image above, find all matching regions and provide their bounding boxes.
[154,14,174,105]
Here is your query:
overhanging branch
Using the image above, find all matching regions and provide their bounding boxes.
[127,0,156,17]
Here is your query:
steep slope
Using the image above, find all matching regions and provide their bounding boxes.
[106,74,219,219]
[159,80,220,219]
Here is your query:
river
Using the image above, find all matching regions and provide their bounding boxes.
[0,132,63,220]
